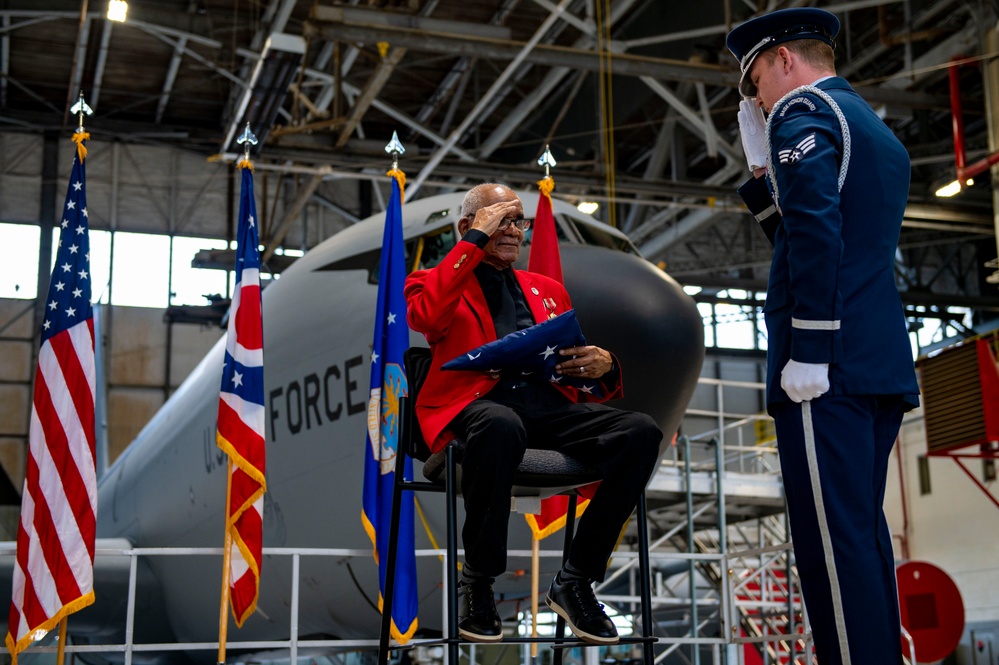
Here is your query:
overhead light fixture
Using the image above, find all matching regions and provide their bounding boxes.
[107,0,127,22]
[934,180,962,198]
[577,201,599,214]
[220,33,306,156]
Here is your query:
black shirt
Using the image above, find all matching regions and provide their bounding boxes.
[473,263,534,337]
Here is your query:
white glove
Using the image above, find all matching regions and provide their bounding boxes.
[738,99,768,172]
[780,359,830,403]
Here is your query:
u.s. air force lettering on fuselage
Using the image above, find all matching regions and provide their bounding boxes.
[268,354,367,440]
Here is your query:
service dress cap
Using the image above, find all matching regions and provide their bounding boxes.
[726,7,840,97]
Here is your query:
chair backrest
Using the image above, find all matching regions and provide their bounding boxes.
[402,347,434,462]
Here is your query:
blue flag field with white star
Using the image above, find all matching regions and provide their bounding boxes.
[46,158,94,341]
[443,310,602,396]
[361,172,418,643]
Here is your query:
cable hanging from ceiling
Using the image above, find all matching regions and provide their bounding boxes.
[596,0,616,228]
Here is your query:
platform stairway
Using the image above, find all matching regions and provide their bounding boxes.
[618,433,817,663]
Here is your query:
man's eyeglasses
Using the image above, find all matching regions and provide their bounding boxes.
[498,217,533,231]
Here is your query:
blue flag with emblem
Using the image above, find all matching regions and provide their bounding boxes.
[361,169,417,643]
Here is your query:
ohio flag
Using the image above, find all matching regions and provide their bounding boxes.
[7,131,97,664]
[362,168,418,643]
[216,163,266,627]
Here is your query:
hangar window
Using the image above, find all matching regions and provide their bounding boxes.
[171,236,229,307]
[918,455,931,495]
[0,223,113,304]
[112,232,170,307]
[0,223,41,299]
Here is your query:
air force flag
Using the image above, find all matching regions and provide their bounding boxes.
[361,170,418,643]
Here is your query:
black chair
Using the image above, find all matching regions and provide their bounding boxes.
[378,347,656,665]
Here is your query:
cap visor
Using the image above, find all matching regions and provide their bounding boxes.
[739,67,757,97]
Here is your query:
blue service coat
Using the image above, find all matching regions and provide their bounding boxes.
[738,76,919,409]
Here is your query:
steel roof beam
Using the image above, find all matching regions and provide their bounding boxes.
[404,0,576,199]
[66,13,90,123]
[410,0,520,130]
[838,0,959,79]
[155,36,186,125]
[621,0,909,50]
[332,0,443,148]
[305,13,947,109]
[89,19,113,111]
[307,20,736,87]
[474,0,643,160]
[457,0,582,148]
[641,77,739,162]
[1,16,9,107]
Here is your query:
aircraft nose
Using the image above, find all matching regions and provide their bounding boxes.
[558,245,705,444]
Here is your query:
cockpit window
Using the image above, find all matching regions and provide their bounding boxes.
[564,216,637,254]
[314,225,457,285]
[407,226,456,272]
[520,214,571,251]
[424,209,451,225]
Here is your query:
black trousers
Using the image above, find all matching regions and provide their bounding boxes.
[448,381,663,582]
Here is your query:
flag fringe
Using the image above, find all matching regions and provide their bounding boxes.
[386,168,406,203]
[537,175,554,198]
[237,158,254,172]
[377,594,419,643]
[228,514,263,579]
[5,590,94,664]
[525,498,590,540]
[360,508,380,565]
[71,131,90,162]
[225,481,265,539]
[216,431,267,491]
[228,525,261,627]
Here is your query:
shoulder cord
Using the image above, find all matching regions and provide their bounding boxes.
[764,85,852,212]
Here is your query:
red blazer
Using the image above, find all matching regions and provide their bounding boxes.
[405,239,623,453]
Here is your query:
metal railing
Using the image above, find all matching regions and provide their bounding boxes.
[1,374,818,664]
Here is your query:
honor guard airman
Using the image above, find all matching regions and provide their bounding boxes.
[728,8,919,664]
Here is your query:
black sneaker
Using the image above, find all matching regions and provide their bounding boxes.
[546,576,619,645]
[457,581,503,642]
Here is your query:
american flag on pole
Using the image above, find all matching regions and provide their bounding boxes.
[7,131,97,663]
[216,162,266,627]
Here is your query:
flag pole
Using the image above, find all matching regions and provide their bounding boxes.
[217,126,257,665]
[217,459,234,665]
[53,92,92,665]
[530,144,559,664]
[56,617,67,665]
[531,537,540,663]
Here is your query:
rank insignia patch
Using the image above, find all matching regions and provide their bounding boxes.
[778,133,816,164]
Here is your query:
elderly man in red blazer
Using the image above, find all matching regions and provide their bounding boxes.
[405,183,662,645]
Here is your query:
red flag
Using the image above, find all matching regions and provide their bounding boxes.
[525,175,596,539]
[528,176,563,282]
[216,162,266,627]
[7,132,97,663]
